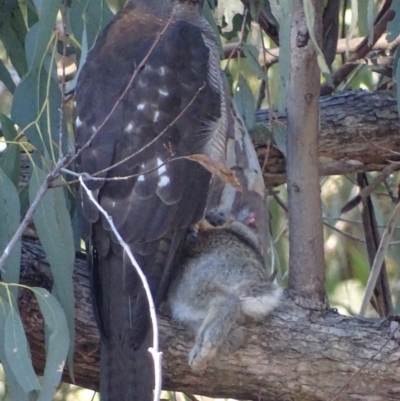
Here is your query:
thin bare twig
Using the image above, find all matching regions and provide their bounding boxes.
[359,131,400,156]
[58,1,68,159]
[341,164,398,213]
[324,221,366,244]
[360,199,400,316]
[357,173,392,317]
[0,157,69,272]
[79,176,162,401]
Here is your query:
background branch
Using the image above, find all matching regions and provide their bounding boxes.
[255,90,400,187]
[223,34,400,66]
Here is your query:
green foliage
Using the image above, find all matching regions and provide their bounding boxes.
[242,43,267,80]
[0,61,16,94]
[11,68,62,159]
[276,1,291,112]
[26,0,62,72]
[69,0,113,51]
[0,6,29,78]
[303,0,332,85]
[4,303,41,394]
[0,170,21,302]
[387,2,400,41]
[234,74,256,131]
[34,288,70,401]
[0,114,20,185]
[29,166,75,376]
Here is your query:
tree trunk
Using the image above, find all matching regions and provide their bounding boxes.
[285,0,325,301]
[19,237,400,401]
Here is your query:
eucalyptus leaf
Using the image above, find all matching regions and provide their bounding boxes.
[272,121,287,158]
[68,19,89,93]
[27,3,40,28]
[0,19,28,78]
[367,0,374,46]
[25,23,57,80]
[303,0,332,87]
[0,297,30,401]
[11,68,62,159]
[4,305,41,393]
[277,1,292,112]
[387,2,400,41]
[20,180,31,218]
[0,113,20,186]
[234,74,256,132]
[243,43,267,80]
[346,0,358,43]
[70,0,113,52]
[0,59,16,93]
[34,288,70,401]
[9,3,28,44]
[29,166,75,377]
[0,169,21,301]
[26,0,61,73]
[394,47,400,116]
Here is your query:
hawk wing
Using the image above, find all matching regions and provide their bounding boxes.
[74,2,225,400]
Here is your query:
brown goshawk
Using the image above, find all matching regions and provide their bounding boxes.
[74,0,227,400]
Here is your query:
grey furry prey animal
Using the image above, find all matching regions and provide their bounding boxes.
[169,218,281,371]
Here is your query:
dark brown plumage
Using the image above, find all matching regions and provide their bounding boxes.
[74,1,226,399]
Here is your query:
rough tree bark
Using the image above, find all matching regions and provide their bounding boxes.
[285,0,325,301]
[255,90,400,187]
[19,237,400,401]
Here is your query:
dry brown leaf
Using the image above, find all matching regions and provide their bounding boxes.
[184,154,243,193]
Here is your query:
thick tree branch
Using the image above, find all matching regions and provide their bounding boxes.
[255,90,400,187]
[18,237,400,401]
